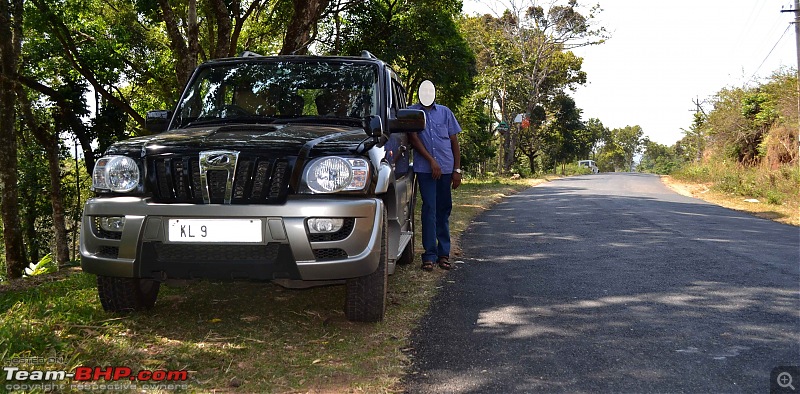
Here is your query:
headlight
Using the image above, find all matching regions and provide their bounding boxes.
[303,157,370,193]
[92,156,140,192]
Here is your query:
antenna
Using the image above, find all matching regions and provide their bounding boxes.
[361,50,377,59]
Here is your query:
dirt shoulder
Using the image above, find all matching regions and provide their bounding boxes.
[660,175,799,227]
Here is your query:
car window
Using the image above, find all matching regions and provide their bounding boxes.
[173,61,380,128]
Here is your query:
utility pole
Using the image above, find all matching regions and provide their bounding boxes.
[782,0,800,156]
[687,96,705,162]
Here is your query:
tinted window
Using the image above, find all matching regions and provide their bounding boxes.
[173,61,379,128]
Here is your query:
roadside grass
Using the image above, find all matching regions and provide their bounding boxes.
[0,176,544,393]
[666,161,799,226]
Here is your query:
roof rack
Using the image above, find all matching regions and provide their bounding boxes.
[239,51,264,57]
[361,50,378,60]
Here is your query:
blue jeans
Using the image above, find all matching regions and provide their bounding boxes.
[417,172,452,262]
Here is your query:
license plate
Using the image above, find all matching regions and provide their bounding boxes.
[167,219,262,243]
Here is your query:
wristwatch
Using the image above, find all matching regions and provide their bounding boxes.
[453,168,462,174]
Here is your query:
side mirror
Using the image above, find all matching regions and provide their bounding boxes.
[145,110,172,134]
[363,115,384,137]
[389,109,425,133]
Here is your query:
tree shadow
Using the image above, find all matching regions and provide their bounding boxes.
[405,176,800,393]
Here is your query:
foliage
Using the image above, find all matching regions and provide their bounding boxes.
[456,97,497,175]
[18,122,53,264]
[541,94,588,171]
[23,254,56,277]
[704,69,797,165]
[638,139,683,175]
[674,111,706,164]
[593,125,644,172]
[331,0,476,109]
[471,1,604,172]
[673,160,799,207]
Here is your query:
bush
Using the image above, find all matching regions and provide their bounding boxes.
[674,160,798,204]
[23,254,57,278]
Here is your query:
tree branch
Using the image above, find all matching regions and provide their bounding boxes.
[31,0,146,128]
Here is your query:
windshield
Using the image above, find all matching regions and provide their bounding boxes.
[172,61,379,129]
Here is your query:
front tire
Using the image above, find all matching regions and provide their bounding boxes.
[96,276,160,312]
[344,206,388,322]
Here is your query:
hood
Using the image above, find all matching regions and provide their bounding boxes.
[106,123,370,157]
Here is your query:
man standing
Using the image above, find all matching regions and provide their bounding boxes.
[408,80,462,271]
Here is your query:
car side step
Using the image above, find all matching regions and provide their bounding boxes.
[397,231,413,256]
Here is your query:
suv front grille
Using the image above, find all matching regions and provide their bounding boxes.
[148,155,290,204]
[154,243,280,262]
[313,248,348,261]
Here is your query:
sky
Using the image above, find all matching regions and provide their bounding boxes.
[462,0,797,145]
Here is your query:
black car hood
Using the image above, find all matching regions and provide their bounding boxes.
[106,123,370,157]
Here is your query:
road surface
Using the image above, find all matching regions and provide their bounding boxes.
[404,173,800,393]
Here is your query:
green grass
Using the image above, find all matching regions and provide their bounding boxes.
[0,176,544,393]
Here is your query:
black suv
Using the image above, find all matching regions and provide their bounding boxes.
[80,51,424,322]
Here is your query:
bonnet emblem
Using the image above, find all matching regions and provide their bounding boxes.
[199,150,239,204]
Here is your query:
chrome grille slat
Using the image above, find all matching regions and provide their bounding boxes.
[150,155,288,204]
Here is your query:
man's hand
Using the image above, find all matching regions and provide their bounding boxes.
[430,161,442,180]
[452,172,461,189]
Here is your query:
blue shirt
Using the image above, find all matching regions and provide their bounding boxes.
[410,103,461,174]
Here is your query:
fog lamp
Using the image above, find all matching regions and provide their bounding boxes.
[307,218,344,234]
[99,216,126,232]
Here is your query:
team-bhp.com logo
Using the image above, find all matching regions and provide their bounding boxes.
[4,366,189,391]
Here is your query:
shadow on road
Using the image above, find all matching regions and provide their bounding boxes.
[405,178,799,393]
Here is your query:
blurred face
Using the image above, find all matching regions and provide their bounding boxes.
[419,80,435,107]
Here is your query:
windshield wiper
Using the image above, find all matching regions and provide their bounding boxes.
[178,116,276,129]
[278,116,363,126]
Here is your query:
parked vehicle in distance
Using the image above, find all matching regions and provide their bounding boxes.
[578,160,599,174]
[80,51,424,322]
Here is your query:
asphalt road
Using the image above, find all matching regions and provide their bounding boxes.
[404,173,800,393]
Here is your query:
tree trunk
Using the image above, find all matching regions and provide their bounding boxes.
[527,153,536,174]
[158,0,199,87]
[47,141,70,266]
[280,0,330,55]
[21,149,38,264]
[17,87,71,266]
[0,0,27,278]
[502,129,517,173]
[209,0,232,58]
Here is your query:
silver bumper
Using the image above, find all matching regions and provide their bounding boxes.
[80,196,383,281]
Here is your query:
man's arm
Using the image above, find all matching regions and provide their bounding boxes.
[450,134,461,189]
[408,132,442,179]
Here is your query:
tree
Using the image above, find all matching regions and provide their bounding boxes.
[456,97,497,175]
[0,0,26,278]
[679,111,706,163]
[280,0,329,55]
[16,89,71,266]
[333,0,476,109]
[584,117,607,159]
[490,0,605,172]
[612,125,644,172]
[29,0,147,129]
[639,138,681,175]
[518,93,585,173]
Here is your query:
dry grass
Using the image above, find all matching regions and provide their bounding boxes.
[661,175,799,226]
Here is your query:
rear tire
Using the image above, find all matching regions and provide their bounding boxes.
[344,206,388,322]
[96,275,160,312]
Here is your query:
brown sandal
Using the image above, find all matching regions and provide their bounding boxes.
[421,261,434,271]
[437,256,452,270]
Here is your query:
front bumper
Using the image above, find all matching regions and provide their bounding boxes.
[80,196,383,281]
